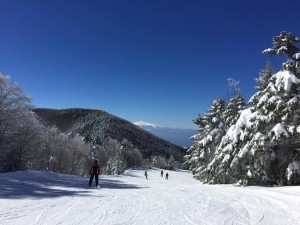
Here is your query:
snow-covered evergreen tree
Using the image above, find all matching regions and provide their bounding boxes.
[208,31,300,185]
[207,93,246,184]
[254,61,275,91]
[185,99,226,182]
[263,31,300,76]
[263,31,299,58]
[224,93,246,128]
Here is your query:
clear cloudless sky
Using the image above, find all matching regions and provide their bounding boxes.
[0,0,299,128]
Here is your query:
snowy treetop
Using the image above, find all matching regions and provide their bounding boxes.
[273,70,300,92]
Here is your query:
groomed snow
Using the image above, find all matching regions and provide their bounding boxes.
[1,168,300,225]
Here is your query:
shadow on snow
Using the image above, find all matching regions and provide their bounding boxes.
[99,178,144,189]
[0,170,144,199]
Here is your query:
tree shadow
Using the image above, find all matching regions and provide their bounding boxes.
[99,178,145,189]
[0,170,144,199]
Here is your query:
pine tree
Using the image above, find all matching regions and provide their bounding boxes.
[211,31,300,185]
[185,99,226,182]
[224,93,246,128]
[207,93,246,184]
[254,61,275,91]
[249,62,275,108]
[263,31,300,76]
[262,31,299,58]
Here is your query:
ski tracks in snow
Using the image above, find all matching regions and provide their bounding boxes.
[1,169,300,225]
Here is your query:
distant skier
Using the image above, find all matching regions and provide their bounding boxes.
[145,171,148,179]
[165,172,169,180]
[89,160,100,187]
[161,170,163,177]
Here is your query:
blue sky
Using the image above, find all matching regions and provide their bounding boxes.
[0,0,299,128]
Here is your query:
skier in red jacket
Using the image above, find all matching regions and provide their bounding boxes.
[89,160,100,187]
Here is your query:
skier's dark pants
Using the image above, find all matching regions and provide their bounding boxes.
[89,174,99,187]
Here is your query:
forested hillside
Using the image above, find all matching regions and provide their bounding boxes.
[34,108,185,161]
[0,74,184,175]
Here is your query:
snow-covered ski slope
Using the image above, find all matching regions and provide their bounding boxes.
[0,168,299,225]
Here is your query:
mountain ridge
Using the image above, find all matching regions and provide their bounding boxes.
[33,108,185,161]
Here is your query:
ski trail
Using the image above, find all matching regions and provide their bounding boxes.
[1,169,300,225]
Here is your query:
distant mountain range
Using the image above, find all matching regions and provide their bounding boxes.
[34,108,186,161]
[133,121,197,148]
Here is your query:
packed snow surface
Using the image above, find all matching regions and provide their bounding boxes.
[1,168,300,225]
